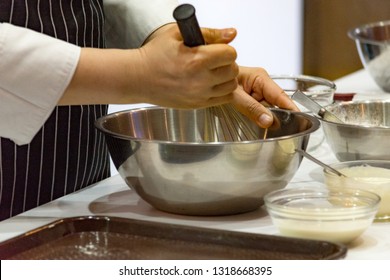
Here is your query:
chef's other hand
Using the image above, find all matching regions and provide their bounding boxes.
[232,66,299,128]
[137,25,239,108]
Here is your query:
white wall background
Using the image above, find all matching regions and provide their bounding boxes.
[108,0,303,174]
[178,0,303,74]
[109,0,303,114]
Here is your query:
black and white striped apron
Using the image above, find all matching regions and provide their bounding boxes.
[0,0,110,221]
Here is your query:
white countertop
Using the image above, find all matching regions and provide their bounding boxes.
[1,69,390,260]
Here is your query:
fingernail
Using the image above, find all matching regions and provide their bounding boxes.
[223,28,236,39]
[258,113,273,126]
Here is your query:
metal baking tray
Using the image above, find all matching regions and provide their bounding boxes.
[0,216,347,260]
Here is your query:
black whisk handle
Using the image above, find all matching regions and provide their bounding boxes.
[173,4,205,47]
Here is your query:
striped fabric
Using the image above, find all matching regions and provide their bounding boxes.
[0,0,110,220]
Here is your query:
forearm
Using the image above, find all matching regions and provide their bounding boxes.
[58,48,145,105]
[60,23,177,106]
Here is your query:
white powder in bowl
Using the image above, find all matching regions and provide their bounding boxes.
[367,46,390,92]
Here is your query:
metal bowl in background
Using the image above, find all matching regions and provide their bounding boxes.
[271,74,336,151]
[271,74,336,108]
[348,20,390,92]
[95,107,320,216]
[322,100,390,161]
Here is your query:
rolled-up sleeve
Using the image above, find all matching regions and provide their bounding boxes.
[104,0,178,48]
[0,23,80,145]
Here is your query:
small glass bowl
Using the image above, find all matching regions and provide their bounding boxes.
[324,160,390,222]
[264,187,380,244]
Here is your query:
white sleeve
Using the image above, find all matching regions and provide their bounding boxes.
[0,23,80,145]
[104,0,178,49]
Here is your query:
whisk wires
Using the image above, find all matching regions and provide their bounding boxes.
[206,104,259,142]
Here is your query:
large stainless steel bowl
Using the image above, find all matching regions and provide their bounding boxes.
[348,20,390,92]
[95,107,320,215]
[322,100,390,161]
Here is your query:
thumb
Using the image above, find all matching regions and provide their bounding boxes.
[201,28,237,44]
[232,87,274,128]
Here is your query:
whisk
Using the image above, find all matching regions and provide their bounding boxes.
[204,103,260,141]
[173,4,259,142]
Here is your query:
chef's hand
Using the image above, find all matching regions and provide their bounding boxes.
[137,24,239,108]
[232,66,299,128]
[59,24,239,106]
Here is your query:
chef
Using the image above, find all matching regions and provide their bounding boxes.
[0,0,297,221]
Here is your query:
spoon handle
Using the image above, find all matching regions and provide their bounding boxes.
[295,149,346,177]
[292,90,343,123]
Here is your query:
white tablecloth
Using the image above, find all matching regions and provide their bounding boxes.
[1,69,390,260]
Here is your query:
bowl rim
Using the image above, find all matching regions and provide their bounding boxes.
[95,107,321,145]
[269,74,337,93]
[348,19,390,45]
[264,187,381,218]
[323,159,390,177]
[320,99,390,129]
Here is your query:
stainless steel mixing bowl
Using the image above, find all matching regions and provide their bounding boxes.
[95,107,320,215]
[322,100,390,161]
[348,20,390,92]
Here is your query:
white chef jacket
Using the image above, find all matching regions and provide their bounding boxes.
[0,0,178,145]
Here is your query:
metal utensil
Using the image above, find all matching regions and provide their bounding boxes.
[292,90,344,123]
[173,4,258,141]
[295,149,346,177]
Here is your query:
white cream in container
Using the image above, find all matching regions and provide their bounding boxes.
[324,160,390,221]
[264,187,380,244]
